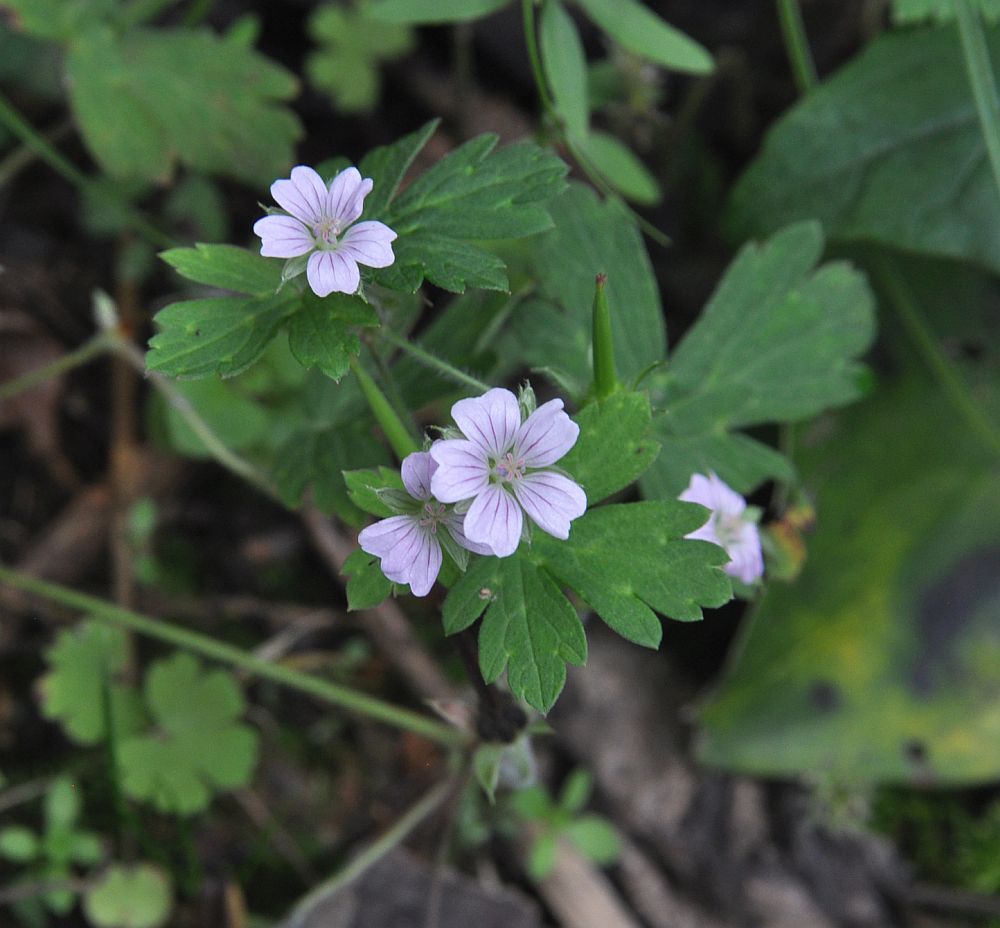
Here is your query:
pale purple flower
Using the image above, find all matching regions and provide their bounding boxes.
[358,451,491,597]
[253,165,396,298]
[679,472,764,584]
[430,388,587,558]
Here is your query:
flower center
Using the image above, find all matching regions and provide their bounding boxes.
[418,501,446,533]
[714,512,745,547]
[493,452,526,483]
[312,217,343,248]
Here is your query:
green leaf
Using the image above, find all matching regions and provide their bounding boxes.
[512,785,553,821]
[287,294,375,381]
[726,27,1000,274]
[473,743,505,804]
[565,816,620,864]
[1,0,116,40]
[160,245,281,296]
[0,827,40,863]
[528,832,558,880]
[576,131,660,205]
[120,654,258,814]
[893,0,1000,22]
[147,294,297,379]
[697,376,1000,784]
[368,0,509,24]
[507,182,666,397]
[67,26,301,184]
[536,502,732,648]
[359,120,440,217]
[83,864,173,928]
[446,556,586,713]
[559,392,660,504]
[541,0,589,140]
[306,2,414,113]
[45,779,81,832]
[344,467,406,517]
[378,134,568,292]
[39,622,144,746]
[558,769,592,813]
[641,221,876,498]
[574,0,713,74]
[343,549,395,610]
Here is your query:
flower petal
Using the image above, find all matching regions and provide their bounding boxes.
[327,167,373,225]
[307,250,360,297]
[464,484,523,557]
[358,515,418,560]
[723,522,764,584]
[513,398,579,467]
[253,215,314,259]
[401,451,435,501]
[338,221,397,269]
[271,165,328,225]
[429,439,490,503]
[405,530,443,597]
[443,512,495,556]
[513,471,587,540]
[679,472,745,517]
[451,388,520,458]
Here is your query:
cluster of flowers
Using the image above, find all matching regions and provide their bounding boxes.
[358,388,588,596]
[255,166,765,593]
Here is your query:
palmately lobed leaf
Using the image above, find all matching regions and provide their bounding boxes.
[160,245,283,296]
[641,221,875,498]
[119,654,258,815]
[67,26,301,185]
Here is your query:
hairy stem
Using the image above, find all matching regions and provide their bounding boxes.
[350,354,420,460]
[0,565,468,748]
[378,328,491,394]
[877,257,1000,460]
[955,0,1000,203]
[775,0,818,93]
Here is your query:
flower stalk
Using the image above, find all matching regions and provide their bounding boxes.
[350,354,420,461]
[591,273,619,401]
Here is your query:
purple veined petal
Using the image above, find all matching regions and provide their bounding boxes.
[512,471,587,540]
[443,512,495,556]
[401,451,436,501]
[450,388,521,458]
[464,484,523,558]
[376,519,428,578]
[307,250,361,297]
[253,215,314,259]
[683,516,719,547]
[405,530,443,597]
[513,398,580,468]
[429,440,490,503]
[327,167,373,225]
[358,515,418,560]
[337,221,397,269]
[271,166,328,225]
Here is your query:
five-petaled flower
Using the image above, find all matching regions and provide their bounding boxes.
[253,165,396,298]
[430,388,587,558]
[358,451,491,597]
[679,472,764,584]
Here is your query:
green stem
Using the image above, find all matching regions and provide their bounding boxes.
[521,0,556,115]
[591,273,619,400]
[955,0,1000,204]
[286,776,455,926]
[379,329,491,394]
[775,0,818,94]
[0,332,112,403]
[0,565,468,748]
[0,89,89,189]
[350,354,420,460]
[877,257,1000,460]
[113,340,281,499]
